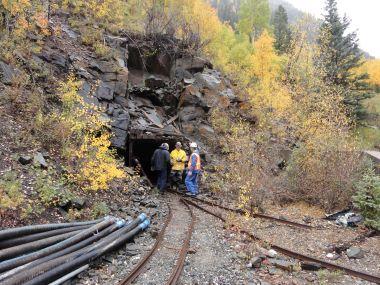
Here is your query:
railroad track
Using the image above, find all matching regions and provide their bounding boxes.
[119,191,379,284]
[119,196,195,285]
[169,190,313,229]
[183,197,380,284]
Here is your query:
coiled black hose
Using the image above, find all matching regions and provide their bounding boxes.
[0,218,114,274]
[0,222,123,283]
[3,215,147,285]
[0,225,90,249]
[0,219,103,242]
[0,229,83,261]
[24,219,150,285]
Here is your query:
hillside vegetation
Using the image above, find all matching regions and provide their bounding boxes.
[0,0,379,229]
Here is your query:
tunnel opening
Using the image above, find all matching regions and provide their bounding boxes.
[127,130,186,185]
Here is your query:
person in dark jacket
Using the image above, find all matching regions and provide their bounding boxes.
[151,143,170,193]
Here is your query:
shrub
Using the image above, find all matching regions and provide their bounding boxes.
[285,135,363,211]
[0,172,24,211]
[35,75,126,191]
[34,173,59,207]
[353,168,380,230]
[91,202,110,218]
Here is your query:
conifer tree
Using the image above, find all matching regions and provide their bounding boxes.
[273,5,292,54]
[317,0,370,119]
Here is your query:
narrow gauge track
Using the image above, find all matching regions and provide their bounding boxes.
[120,197,195,285]
[169,190,313,229]
[184,198,380,284]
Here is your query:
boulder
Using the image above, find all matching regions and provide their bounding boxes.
[178,106,205,122]
[173,57,212,74]
[203,89,224,109]
[346,247,364,259]
[97,61,119,73]
[179,85,203,107]
[110,127,127,150]
[194,70,221,90]
[114,81,127,96]
[173,67,193,81]
[0,61,19,85]
[219,88,237,102]
[33,152,48,168]
[111,111,130,131]
[18,156,32,165]
[96,82,114,100]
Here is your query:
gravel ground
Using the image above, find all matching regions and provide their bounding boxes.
[179,207,261,285]
[132,195,192,284]
[71,192,378,285]
[194,200,379,285]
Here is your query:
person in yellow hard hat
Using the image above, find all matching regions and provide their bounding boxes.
[170,142,187,191]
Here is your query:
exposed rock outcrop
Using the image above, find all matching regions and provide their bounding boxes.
[33,25,239,158]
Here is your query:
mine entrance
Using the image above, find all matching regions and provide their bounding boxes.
[127,128,186,185]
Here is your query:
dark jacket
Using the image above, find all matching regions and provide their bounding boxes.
[151,147,170,171]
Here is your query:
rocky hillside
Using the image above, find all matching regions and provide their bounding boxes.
[0,8,246,226]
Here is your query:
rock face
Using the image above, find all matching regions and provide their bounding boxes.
[36,29,238,155]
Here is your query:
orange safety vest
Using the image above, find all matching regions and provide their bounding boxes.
[188,153,201,170]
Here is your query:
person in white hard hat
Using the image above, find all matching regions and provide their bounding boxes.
[185,142,201,197]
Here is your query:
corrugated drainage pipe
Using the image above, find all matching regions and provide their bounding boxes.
[0,221,125,283]
[24,219,150,285]
[0,217,115,274]
[0,219,103,241]
[0,225,91,249]
[0,229,83,261]
[2,215,147,285]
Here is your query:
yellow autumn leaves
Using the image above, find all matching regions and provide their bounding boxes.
[56,76,125,191]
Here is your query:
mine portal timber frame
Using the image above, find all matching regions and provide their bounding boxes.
[127,126,186,166]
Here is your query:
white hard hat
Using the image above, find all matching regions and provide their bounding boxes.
[190,142,198,148]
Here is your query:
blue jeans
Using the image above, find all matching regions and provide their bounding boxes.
[157,170,167,192]
[185,171,199,195]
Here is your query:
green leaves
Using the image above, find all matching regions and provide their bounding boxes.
[353,168,380,230]
[237,0,270,42]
